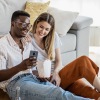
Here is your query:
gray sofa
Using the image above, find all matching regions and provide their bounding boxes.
[61,16,93,66]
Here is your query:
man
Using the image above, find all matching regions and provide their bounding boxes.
[0,10,91,100]
[0,11,36,82]
[0,10,37,98]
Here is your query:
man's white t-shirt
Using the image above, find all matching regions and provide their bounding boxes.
[0,33,34,90]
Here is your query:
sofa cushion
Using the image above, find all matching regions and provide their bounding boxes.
[60,33,76,53]
[25,1,50,25]
[47,7,79,37]
[0,0,27,34]
[61,51,76,66]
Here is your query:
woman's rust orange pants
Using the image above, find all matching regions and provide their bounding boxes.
[59,56,100,100]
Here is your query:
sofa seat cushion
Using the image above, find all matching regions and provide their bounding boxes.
[60,33,76,53]
[61,51,76,66]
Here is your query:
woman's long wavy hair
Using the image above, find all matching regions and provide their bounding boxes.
[31,12,55,60]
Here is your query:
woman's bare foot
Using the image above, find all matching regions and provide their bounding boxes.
[97,97,100,100]
[93,76,100,92]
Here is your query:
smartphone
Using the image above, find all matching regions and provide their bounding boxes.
[29,50,38,60]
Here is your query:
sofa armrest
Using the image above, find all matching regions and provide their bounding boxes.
[68,16,93,57]
[70,16,93,30]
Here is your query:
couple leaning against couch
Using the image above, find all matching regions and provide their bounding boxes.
[0,10,100,100]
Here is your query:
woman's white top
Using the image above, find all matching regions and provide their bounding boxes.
[30,32,62,73]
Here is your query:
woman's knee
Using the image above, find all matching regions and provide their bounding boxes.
[78,56,90,65]
[79,55,89,61]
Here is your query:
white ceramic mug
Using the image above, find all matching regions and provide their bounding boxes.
[36,59,51,78]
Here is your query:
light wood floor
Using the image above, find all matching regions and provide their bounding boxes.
[0,89,10,100]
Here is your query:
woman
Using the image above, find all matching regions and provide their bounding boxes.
[29,12,100,100]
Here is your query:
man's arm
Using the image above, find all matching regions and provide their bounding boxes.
[0,57,37,82]
[0,65,21,82]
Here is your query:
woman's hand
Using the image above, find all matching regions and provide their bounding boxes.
[23,34,32,43]
[50,71,61,86]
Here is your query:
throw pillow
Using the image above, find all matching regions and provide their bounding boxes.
[25,1,50,25]
[47,7,79,37]
[27,0,49,2]
[0,0,27,34]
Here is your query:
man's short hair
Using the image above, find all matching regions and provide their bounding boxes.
[11,10,30,21]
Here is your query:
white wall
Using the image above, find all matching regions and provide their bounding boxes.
[90,27,100,46]
[50,0,100,26]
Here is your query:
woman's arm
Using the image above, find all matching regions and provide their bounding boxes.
[50,48,63,86]
[54,48,63,73]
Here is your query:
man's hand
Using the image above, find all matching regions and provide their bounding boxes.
[23,34,32,43]
[18,57,37,71]
[0,56,37,82]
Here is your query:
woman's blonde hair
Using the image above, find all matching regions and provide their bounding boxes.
[31,12,55,60]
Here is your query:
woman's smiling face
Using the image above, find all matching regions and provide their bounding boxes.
[35,21,51,38]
